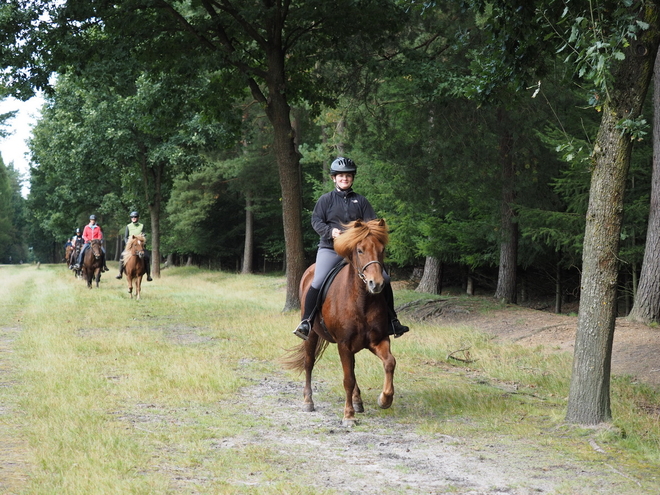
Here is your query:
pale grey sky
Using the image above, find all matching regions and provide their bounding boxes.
[0,95,44,196]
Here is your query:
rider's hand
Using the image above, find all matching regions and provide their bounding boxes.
[332,228,342,239]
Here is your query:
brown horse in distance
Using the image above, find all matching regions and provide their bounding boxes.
[283,219,396,426]
[64,245,74,265]
[82,239,104,288]
[122,234,147,300]
[71,238,84,278]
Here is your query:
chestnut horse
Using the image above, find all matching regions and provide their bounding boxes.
[82,239,104,288]
[121,234,146,300]
[283,219,396,426]
[64,245,74,265]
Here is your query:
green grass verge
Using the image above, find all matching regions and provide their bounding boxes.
[0,264,657,494]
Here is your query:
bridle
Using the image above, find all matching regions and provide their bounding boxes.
[129,240,145,258]
[355,255,385,285]
[88,240,102,258]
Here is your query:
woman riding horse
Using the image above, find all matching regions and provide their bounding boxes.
[116,211,152,282]
[73,215,109,273]
[293,157,408,340]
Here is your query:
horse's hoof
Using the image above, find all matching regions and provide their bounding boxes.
[342,418,358,427]
[302,403,315,413]
[353,402,364,413]
[378,393,393,409]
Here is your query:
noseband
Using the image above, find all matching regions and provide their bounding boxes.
[357,259,384,285]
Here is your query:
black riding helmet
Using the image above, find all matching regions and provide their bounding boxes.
[130,211,139,218]
[330,157,357,175]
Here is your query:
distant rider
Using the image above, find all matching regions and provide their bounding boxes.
[116,211,153,281]
[73,215,109,272]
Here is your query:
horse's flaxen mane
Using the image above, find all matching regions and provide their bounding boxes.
[333,219,389,258]
[122,234,145,258]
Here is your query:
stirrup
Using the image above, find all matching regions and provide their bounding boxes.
[293,320,311,341]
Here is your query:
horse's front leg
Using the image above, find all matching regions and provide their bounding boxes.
[370,339,396,409]
[352,382,364,413]
[338,344,358,426]
[302,331,319,412]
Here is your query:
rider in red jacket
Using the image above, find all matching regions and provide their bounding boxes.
[73,215,109,272]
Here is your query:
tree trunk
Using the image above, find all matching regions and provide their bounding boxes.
[555,261,562,314]
[242,192,254,274]
[140,147,163,280]
[628,48,660,324]
[566,12,660,425]
[415,256,442,294]
[262,47,306,312]
[494,108,518,303]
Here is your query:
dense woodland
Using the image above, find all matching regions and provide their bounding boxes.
[1,0,660,424]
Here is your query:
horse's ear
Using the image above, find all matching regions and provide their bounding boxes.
[354,219,363,228]
[377,218,385,227]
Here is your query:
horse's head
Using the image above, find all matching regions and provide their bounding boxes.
[90,239,103,259]
[125,235,146,258]
[334,219,389,294]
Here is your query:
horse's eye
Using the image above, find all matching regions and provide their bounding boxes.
[357,249,364,255]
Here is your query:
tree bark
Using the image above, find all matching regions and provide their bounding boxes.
[262,52,306,311]
[566,9,660,424]
[416,256,442,294]
[494,108,518,303]
[628,48,660,324]
[555,261,562,314]
[466,274,474,296]
[139,144,163,279]
[242,192,254,274]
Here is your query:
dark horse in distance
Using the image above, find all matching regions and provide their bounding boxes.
[82,239,104,288]
[283,219,396,426]
[122,234,147,300]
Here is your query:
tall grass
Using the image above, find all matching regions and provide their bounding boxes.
[0,263,658,494]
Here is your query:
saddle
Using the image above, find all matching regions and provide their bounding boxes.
[310,260,347,343]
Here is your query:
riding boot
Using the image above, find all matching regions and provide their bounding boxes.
[145,257,153,282]
[384,283,409,338]
[115,260,124,279]
[293,286,321,340]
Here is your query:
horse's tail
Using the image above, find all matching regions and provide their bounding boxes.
[281,338,330,373]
